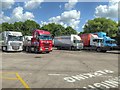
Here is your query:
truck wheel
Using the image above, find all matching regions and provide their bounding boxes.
[25,47,29,52]
[96,48,101,52]
[2,46,7,52]
[34,47,38,54]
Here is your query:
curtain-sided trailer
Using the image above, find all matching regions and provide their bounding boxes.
[54,35,83,50]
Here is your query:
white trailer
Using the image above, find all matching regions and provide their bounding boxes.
[54,34,83,50]
[23,36,32,51]
[0,31,23,51]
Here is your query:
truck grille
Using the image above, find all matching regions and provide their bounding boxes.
[10,42,21,50]
[12,46,19,50]
[43,43,50,48]
[10,43,21,46]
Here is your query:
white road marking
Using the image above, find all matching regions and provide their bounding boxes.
[83,76,120,90]
[64,69,114,83]
[48,74,68,76]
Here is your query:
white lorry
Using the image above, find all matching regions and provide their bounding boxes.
[0,31,23,51]
[54,34,83,50]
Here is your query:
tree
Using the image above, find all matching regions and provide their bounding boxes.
[22,20,40,35]
[83,18,118,37]
[41,23,77,36]
[116,21,120,45]
[14,22,24,31]
[65,26,77,35]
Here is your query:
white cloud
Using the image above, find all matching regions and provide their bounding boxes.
[64,0,78,10]
[41,10,80,30]
[0,12,10,23]
[24,0,43,10]
[95,0,119,18]
[0,6,34,24]
[1,0,15,10]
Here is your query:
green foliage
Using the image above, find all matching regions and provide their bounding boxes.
[41,23,77,36]
[83,18,118,38]
[0,20,40,35]
[0,20,77,37]
[116,21,120,45]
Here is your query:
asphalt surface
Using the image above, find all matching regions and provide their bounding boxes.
[0,49,119,89]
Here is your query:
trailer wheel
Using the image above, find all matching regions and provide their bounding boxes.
[96,48,101,52]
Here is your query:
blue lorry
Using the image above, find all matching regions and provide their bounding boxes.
[94,32,117,51]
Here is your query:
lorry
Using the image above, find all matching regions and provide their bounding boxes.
[94,32,117,50]
[80,33,107,52]
[0,31,23,51]
[54,35,83,50]
[24,29,53,53]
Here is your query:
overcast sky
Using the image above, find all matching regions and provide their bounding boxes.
[0,0,119,32]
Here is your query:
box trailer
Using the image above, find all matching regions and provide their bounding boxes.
[54,35,83,50]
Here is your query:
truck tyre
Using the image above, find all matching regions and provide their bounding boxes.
[96,47,101,52]
[2,46,7,52]
[25,47,29,52]
[34,47,38,54]
[70,46,73,50]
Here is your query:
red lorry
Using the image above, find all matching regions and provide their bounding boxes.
[24,29,53,53]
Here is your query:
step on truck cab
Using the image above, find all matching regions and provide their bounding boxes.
[54,35,83,50]
[0,31,23,51]
[25,29,53,53]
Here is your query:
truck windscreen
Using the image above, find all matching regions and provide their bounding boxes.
[106,40,116,44]
[39,35,52,40]
[73,40,82,43]
[93,39,103,43]
[8,35,23,41]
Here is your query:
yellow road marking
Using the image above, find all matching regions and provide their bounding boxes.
[16,73,30,90]
[1,77,18,80]
[0,72,16,74]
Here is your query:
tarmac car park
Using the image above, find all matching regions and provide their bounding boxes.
[0,49,119,90]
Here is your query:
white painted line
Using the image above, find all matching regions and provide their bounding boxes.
[48,74,68,76]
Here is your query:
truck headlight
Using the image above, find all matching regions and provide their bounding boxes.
[40,47,42,51]
[50,47,53,50]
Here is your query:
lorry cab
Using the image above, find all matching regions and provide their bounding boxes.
[1,31,23,51]
[95,32,117,49]
[104,37,117,47]
[31,30,53,53]
[90,34,104,47]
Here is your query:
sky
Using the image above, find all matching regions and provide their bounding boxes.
[0,0,119,32]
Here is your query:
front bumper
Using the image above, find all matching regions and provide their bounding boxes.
[7,45,23,51]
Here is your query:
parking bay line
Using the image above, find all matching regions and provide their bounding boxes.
[1,77,18,80]
[15,73,30,90]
